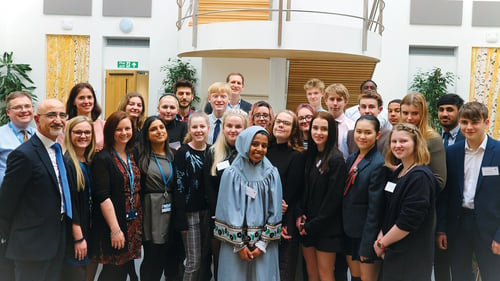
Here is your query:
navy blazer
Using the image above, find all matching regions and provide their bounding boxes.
[0,134,66,260]
[438,136,500,243]
[343,146,386,258]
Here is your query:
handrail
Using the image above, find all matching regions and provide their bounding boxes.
[177,1,385,49]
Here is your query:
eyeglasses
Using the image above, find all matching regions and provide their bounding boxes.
[275,119,292,126]
[298,115,313,122]
[38,112,68,120]
[8,104,33,111]
[253,113,270,120]
[72,130,92,137]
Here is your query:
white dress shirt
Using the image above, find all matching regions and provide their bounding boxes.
[462,135,487,209]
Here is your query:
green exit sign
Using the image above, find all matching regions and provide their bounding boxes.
[117,61,139,69]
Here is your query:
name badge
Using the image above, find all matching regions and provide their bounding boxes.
[482,166,499,176]
[246,186,257,199]
[162,203,172,213]
[216,160,230,171]
[384,182,396,193]
[169,141,181,150]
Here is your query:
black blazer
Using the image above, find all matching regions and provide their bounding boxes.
[90,149,139,256]
[343,146,386,259]
[297,150,347,238]
[203,99,252,114]
[438,137,500,243]
[0,134,65,260]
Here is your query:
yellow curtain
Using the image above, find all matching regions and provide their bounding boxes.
[46,35,90,102]
[470,47,500,138]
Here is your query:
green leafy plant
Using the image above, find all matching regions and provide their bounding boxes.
[0,52,37,125]
[410,67,455,130]
[161,58,199,108]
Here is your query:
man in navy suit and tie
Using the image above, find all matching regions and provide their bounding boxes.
[0,99,69,281]
[438,94,465,147]
[434,93,465,281]
[437,101,500,281]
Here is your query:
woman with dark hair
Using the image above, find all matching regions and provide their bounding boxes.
[295,103,314,150]
[158,94,187,150]
[91,111,142,281]
[203,108,248,280]
[296,111,347,281]
[249,101,275,133]
[267,110,304,281]
[118,92,146,133]
[61,116,96,281]
[343,115,385,281]
[137,116,176,281]
[66,82,106,151]
[214,126,282,280]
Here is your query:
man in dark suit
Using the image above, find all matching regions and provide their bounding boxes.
[437,101,500,281]
[204,72,252,114]
[438,94,465,147]
[0,99,69,281]
[434,93,465,281]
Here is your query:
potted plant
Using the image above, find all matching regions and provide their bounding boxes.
[161,58,199,108]
[0,52,36,125]
[410,67,455,130]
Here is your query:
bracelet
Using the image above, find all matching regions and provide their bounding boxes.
[74,237,85,243]
[376,239,385,250]
[110,229,122,237]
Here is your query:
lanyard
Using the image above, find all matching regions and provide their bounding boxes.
[113,148,135,201]
[8,122,27,144]
[154,154,173,193]
[79,162,92,197]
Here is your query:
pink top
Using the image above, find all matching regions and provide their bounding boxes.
[335,114,354,149]
[93,119,106,151]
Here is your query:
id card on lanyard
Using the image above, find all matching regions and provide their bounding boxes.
[154,153,173,213]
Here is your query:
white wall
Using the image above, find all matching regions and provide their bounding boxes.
[2,0,181,115]
[374,0,500,104]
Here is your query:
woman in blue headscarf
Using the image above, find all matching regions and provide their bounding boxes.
[214,126,283,281]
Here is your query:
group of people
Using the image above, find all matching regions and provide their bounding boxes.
[0,73,498,281]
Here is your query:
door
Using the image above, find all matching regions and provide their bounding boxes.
[105,70,137,118]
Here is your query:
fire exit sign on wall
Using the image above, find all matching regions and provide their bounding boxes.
[117,61,139,68]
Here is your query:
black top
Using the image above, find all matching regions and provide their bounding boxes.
[174,144,209,230]
[166,119,188,145]
[297,150,347,238]
[267,141,305,238]
[382,165,436,280]
[203,146,238,217]
[64,156,93,243]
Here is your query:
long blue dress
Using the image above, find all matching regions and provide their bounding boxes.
[214,126,283,281]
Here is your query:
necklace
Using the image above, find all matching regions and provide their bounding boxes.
[398,162,416,178]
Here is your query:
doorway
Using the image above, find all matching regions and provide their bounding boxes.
[105,70,149,118]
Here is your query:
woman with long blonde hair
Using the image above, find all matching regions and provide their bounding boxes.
[61,116,96,281]
[400,92,446,190]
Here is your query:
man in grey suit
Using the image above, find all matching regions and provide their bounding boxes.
[0,99,69,281]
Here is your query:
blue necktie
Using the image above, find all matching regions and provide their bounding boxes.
[52,143,72,219]
[213,119,221,144]
[443,132,450,148]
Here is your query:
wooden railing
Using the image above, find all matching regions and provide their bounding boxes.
[177,0,385,50]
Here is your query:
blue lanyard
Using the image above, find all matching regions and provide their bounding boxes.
[8,122,27,144]
[113,149,135,199]
[153,153,173,192]
[79,162,92,196]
